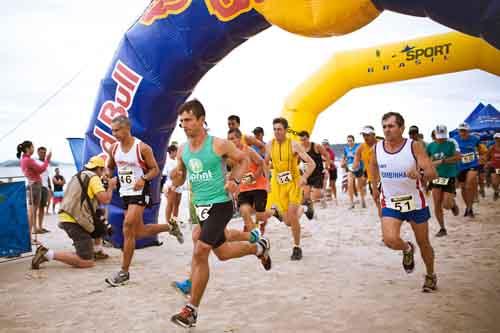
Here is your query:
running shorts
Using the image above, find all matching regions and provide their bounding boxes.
[238,190,268,212]
[381,206,430,224]
[306,173,323,189]
[195,201,233,249]
[266,179,303,213]
[457,167,478,183]
[429,177,456,194]
[122,181,151,209]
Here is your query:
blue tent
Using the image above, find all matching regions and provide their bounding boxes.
[450,103,500,140]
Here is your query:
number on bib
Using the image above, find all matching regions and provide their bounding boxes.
[195,205,212,221]
[461,152,475,164]
[241,172,256,185]
[432,177,449,186]
[277,171,292,185]
[389,194,416,212]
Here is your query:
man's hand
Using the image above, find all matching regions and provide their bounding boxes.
[406,167,420,180]
[133,177,146,191]
[224,179,239,194]
[108,177,117,190]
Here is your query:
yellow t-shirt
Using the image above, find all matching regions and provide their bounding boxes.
[59,176,105,223]
[360,141,377,181]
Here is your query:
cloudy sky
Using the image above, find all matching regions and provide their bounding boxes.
[1,0,499,163]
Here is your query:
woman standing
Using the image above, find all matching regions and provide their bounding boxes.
[17,141,52,242]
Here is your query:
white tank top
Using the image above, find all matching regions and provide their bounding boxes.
[375,139,426,211]
[112,138,146,197]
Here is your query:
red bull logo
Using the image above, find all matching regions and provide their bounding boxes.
[140,0,265,25]
[94,60,143,152]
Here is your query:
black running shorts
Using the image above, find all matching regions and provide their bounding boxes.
[122,181,151,209]
[307,173,324,189]
[429,177,456,194]
[238,189,268,212]
[457,168,478,183]
[329,168,337,182]
[196,201,233,249]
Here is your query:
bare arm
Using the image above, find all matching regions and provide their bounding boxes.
[292,141,316,179]
[93,176,116,205]
[106,143,118,177]
[140,143,160,181]
[317,144,331,170]
[352,145,362,171]
[248,148,264,178]
[244,135,265,150]
[369,147,380,186]
[170,144,187,187]
[214,138,249,193]
[413,141,437,183]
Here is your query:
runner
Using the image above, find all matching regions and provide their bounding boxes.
[227,115,266,152]
[342,135,365,209]
[298,131,331,219]
[477,142,489,198]
[105,116,184,287]
[426,125,461,237]
[170,100,271,328]
[321,139,338,203]
[252,126,266,158]
[487,132,500,200]
[453,122,481,218]
[163,144,185,225]
[370,112,438,292]
[265,118,315,260]
[353,126,381,217]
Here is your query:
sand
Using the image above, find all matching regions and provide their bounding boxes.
[1,189,499,333]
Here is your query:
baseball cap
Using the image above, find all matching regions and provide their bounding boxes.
[458,122,470,131]
[322,139,330,144]
[494,132,500,139]
[360,125,375,135]
[408,125,419,134]
[84,155,105,169]
[435,125,448,139]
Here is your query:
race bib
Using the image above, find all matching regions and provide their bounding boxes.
[118,167,136,192]
[432,177,449,186]
[389,194,416,212]
[241,172,256,185]
[277,171,292,185]
[195,204,212,221]
[461,152,475,164]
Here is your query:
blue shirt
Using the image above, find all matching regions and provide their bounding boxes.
[344,143,362,170]
[453,135,480,170]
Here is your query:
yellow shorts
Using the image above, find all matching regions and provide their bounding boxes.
[266,179,303,213]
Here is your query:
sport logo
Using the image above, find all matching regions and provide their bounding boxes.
[140,0,192,26]
[189,158,204,174]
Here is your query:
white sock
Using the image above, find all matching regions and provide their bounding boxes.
[256,242,264,256]
[45,249,54,261]
[187,303,198,313]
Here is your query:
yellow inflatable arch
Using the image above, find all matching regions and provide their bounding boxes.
[281,32,500,135]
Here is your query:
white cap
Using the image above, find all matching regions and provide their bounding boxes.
[458,122,470,131]
[360,125,375,135]
[435,125,448,139]
[494,132,500,139]
[322,139,330,144]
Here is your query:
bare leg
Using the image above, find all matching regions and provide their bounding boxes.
[382,217,407,251]
[240,204,256,232]
[173,192,182,218]
[356,176,367,207]
[347,173,355,206]
[432,188,445,230]
[189,241,212,307]
[410,222,435,275]
[285,204,301,247]
[53,251,95,268]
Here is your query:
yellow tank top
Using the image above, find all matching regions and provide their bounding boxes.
[360,141,377,181]
[271,138,300,180]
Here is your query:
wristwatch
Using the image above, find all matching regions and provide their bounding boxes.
[231,178,241,185]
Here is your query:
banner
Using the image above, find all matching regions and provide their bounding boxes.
[0,181,30,257]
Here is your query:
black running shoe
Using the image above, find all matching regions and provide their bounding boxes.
[463,208,470,217]
[304,201,314,220]
[402,242,415,273]
[31,245,49,270]
[422,274,438,293]
[291,246,302,261]
[257,238,272,271]
[451,204,459,217]
[271,205,283,222]
[171,305,197,328]
[494,192,499,201]
[467,208,475,218]
[435,229,447,237]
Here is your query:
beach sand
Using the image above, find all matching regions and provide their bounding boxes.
[1,190,499,332]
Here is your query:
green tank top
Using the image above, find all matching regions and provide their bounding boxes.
[182,135,230,205]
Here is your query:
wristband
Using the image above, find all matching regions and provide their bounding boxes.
[230,178,240,185]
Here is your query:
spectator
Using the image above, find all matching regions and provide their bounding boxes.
[52,167,66,214]
[35,147,51,232]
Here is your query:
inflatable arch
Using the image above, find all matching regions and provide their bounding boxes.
[82,0,500,247]
[282,32,500,135]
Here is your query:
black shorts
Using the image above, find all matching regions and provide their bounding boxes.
[121,182,151,209]
[368,181,381,195]
[457,168,478,183]
[351,169,364,178]
[329,169,337,182]
[196,201,233,249]
[429,177,456,194]
[59,222,94,260]
[238,190,268,212]
[307,173,324,189]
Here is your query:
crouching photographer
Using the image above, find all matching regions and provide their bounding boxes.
[31,156,116,269]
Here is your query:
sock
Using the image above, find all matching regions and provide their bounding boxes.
[45,249,54,261]
[249,228,260,244]
[256,242,264,256]
[187,303,198,314]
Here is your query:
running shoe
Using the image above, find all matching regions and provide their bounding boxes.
[422,273,438,293]
[479,188,486,198]
[168,218,184,244]
[257,237,271,271]
[94,250,110,260]
[435,229,447,237]
[463,208,470,217]
[31,245,49,270]
[467,208,475,218]
[361,201,367,208]
[171,305,197,328]
[451,204,459,216]
[402,242,415,273]
[105,270,130,287]
[494,191,499,201]
[171,279,191,297]
[305,201,314,220]
[291,246,303,261]
[271,205,283,222]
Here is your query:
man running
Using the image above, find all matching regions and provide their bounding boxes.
[227,115,266,152]
[353,126,381,217]
[298,131,331,218]
[265,118,315,260]
[370,112,438,292]
[105,116,184,287]
[453,122,481,218]
[228,128,269,233]
[170,100,271,328]
[163,144,186,225]
[342,135,365,208]
[252,126,266,158]
[426,125,461,237]
[487,132,500,200]
[321,139,338,203]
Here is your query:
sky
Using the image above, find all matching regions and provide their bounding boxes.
[1,0,499,163]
